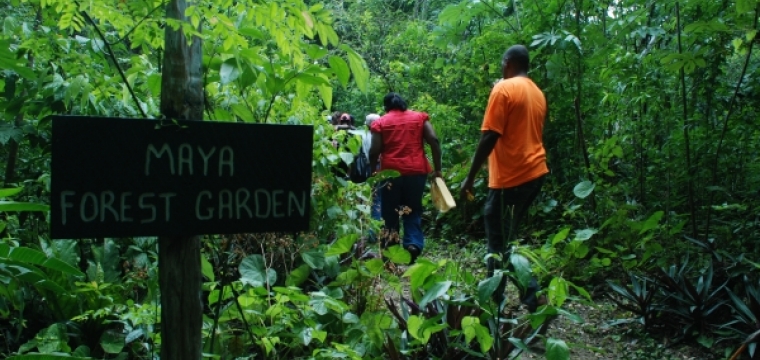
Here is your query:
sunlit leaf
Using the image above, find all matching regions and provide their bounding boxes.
[339,45,369,92]
[325,234,358,257]
[403,259,438,290]
[302,251,325,269]
[477,273,502,304]
[201,253,215,282]
[639,211,664,234]
[545,338,570,360]
[574,228,597,241]
[219,58,241,85]
[509,253,532,290]
[286,264,310,287]
[385,245,411,264]
[0,201,49,212]
[239,254,277,288]
[418,281,451,308]
[0,187,23,198]
[328,55,350,87]
[573,180,595,199]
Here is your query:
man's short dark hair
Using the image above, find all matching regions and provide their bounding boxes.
[503,45,530,72]
[383,92,408,112]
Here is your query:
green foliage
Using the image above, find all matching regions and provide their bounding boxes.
[0,0,758,357]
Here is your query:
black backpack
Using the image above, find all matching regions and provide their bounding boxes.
[349,146,372,183]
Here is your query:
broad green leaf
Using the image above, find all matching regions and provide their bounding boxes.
[238,27,265,39]
[509,253,532,290]
[403,259,438,290]
[697,335,713,348]
[418,280,451,308]
[306,44,327,60]
[478,273,502,304]
[339,45,369,92]
[312,329,327,343]
[239,254,277,288]
[219,58,241,85]
[325,234,358,257]
[545,338,570,360]
[573,180,595,199]
[0,43,36,79]
[36,323,70,353]
[552,227,571,245]
[0,124,22,145]
[125,329,143,344]
[230,104,254,123]
[548,277,569,307]
[639,211,664,234]
[299,327,313,346]
[285,264,310,287]
[0,187,23,198]
[732,38,743,51]
[364,258,384,275]
[46,239,79,269]
[384,245,411,264]
[100,330,125,354]
[573,242,589,258]
[339,151,354,165]
[295,72,330,86]
[474,322,493,352]
[318,84,332,109]
[684,20,729,33]
[342,312,359,323]
[407,315,423,341]
[461,316,479,343]
[737,0,754,14]
[508,337,531,352]
[302,251,325,269]
[7,354,93,360]
[328,56,350,87]
[573,228,597,241]
[201,254,215,282]
[556,307,584,323]
[72,345,91,357]
[6,247,84,277]
[0,201,49,212]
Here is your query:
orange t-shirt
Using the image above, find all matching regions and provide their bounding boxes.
[481,76,548,188]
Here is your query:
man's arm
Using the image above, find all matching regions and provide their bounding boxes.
[423,121,442,178]
[369,131,383,173]
[459,130,500,202]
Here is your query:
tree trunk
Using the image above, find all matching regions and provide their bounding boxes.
[159,1,204,360]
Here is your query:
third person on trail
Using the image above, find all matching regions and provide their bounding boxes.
[459,45,549,312]
[369,93,442,264]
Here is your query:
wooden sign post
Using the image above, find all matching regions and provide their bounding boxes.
[159,1,204,358]
[49,2,313,360]
[50,116,313,358]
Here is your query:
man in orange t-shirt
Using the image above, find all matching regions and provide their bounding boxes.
[460,45,548,312]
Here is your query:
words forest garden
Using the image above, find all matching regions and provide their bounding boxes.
[0,0,759,359]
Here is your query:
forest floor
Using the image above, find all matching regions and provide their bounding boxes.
[398,238,726,360]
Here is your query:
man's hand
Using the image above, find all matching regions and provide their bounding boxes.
[432,170,442,179]
[459,179,475,204]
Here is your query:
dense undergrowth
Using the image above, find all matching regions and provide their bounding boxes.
[1,0,760,359]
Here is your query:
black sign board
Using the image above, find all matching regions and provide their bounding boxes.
[50,116,313,238]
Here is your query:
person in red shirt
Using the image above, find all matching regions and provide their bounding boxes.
[369,93,442,263]
[460,45,548,312]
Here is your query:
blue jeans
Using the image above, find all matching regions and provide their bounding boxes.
[379,174,427,251]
